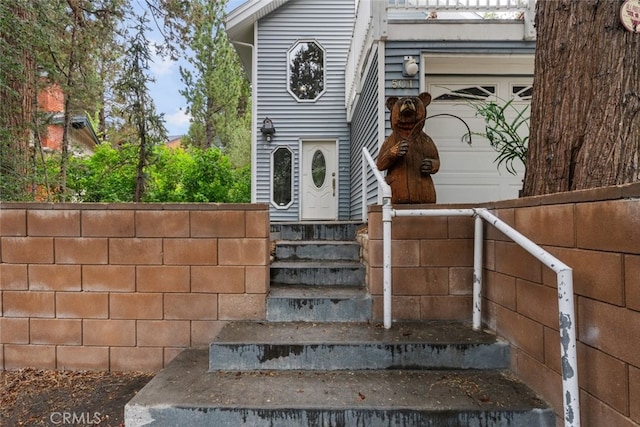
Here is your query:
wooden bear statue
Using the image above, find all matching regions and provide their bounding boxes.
[376,92,440,204]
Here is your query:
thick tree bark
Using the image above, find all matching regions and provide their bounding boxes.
[0,3,34,200]
[523,0,640,196]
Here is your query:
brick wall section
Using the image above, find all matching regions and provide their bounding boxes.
[365,183,640,426]
[0,203,270,372]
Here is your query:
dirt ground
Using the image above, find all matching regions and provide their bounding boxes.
[0,368,153,427]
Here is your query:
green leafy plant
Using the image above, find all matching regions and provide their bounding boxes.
[62,144,250,203]
[463,98,529,176]
[66,144,138,202]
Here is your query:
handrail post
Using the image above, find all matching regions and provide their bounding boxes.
[361,147,394,329]
[472,214,483,330]
[558,268,581,427]
[382,196,393,329]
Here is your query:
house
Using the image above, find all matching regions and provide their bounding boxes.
[166,135,184,149]
[226,0,536,222]
[37,83,101,156]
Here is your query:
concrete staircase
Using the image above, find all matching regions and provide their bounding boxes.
[267,222,370,323]
[125,222,555,427]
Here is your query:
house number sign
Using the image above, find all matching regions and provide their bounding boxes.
[391,79,415,89]
[621,0,640,33]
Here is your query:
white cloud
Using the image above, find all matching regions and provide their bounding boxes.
[149,41,176,77]
[165,108,191,135]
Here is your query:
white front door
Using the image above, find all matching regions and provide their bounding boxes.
[301,140,337,220]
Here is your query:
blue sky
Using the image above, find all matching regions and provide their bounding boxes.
[147,0,247,137]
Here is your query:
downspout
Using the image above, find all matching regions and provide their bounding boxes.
[382,189,393,329]
[377,39,386,205]
[230,31,257,203]
[377,38,392,329]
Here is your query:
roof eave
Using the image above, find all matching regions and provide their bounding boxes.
[225,0,290,44]
[50,114,101,148]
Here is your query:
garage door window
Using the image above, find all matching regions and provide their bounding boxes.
[434,85,496,101]
[512,85,533,101]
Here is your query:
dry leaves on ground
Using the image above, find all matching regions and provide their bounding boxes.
[0,368,153,427]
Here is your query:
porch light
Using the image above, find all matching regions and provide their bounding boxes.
[260,117,276,142]
[403,56,419,77]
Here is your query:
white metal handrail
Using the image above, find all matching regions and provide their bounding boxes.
[361,147,580,427]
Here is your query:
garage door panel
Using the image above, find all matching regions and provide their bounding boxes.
[433,178,523,204]
[435,138,525,174]
[435,184,501,204]
[427,107,529,141]
[438,150,511,174]
[426,118,485,141]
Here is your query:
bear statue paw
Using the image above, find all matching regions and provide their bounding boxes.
[421,158,434,174]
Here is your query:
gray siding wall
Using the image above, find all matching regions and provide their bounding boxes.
[256,0,354,221]
[349,49,380,220]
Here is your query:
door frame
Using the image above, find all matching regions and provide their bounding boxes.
[299,138,339,221]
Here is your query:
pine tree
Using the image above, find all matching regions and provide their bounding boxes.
[179,0,250,152]
[32,0,124,200]
[114,13,167,202]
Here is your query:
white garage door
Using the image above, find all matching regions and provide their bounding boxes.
[423,54,534,204]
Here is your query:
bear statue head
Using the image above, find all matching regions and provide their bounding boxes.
[386,92,432,134]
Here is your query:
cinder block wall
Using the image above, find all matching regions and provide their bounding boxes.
[364,205,475,321]
[365,183,640,426]
[0,203,270,372]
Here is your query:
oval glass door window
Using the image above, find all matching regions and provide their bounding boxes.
[311,150,326,188]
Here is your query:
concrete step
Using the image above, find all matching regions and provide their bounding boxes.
[275,241,360,262]
[270,261,365,286]
[266,285,371,322]
[126,349,555,427]
[271,221,363,241]
[208,321,509,371]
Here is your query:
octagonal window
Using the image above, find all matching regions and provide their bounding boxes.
[287,40,326,102]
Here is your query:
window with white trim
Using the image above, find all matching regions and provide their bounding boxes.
[271,146,293,208]
[287,40,326,102]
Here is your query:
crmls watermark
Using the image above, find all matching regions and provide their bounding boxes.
[49,411,102,425]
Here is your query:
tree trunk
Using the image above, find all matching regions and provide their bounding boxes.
[135,128,147,203]
[135,92,148,203]
[205,97,215,148]
[0,2,34,200]
[59,6,83,202]
[523,0,640,196]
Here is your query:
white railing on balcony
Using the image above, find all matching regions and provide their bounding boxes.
[361,146,580,427]
[388,0,532,11]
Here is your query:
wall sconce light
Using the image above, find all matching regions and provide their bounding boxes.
[260,117,276,142]
[403,56,419,77]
